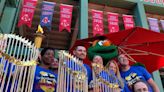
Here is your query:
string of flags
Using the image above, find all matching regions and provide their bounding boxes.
[147,17,164,33]
[18,0,73,32]
[17,0,164,36]
[91,9,135,36]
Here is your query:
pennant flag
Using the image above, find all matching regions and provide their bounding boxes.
[92,9,104,36]
[107,12,119,33]
[59,4,73,32]
[148,17,160,33]
[40,1,55,31]
[18,0,37,28]
[160,20,164,31]
[122,14,135,30]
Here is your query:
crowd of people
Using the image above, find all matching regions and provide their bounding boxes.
[34,45,160,92]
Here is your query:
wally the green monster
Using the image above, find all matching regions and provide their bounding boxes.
[87,36,118,66]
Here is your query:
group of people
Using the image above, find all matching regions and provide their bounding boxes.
[34,45,160,92]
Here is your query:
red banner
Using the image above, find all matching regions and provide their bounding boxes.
[18,0,37,28]
[107,12,119,33]
[123,15,135,30]
[92,9,104,36]
[59,4,73,32]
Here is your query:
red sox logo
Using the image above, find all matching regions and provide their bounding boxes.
[42,17,50,24]
[21,14,30,22]
[94,24,102,32]
[61,19,69,27]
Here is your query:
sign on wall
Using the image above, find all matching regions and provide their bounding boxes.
[92,9,104,36]
[141,0,164,5]
[107,12,119,33]
[148,17,160,32]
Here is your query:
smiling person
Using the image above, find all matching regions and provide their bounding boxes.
[106,60,124,92]
[39,48,57,70]
[32,47,58,92]
[72,45,92,82]
[118,54,159,92]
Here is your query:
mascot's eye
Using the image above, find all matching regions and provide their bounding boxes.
[98,41,104,46]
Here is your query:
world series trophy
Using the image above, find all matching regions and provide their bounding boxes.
[90,63,120,92]
[0,33,39,92]
[57,51,88,92]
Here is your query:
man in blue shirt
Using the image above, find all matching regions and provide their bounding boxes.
[72,45,92,83]
[33,47,58,92]
[118,54,159,92]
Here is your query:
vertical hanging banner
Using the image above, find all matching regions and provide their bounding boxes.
[92,9,104,36]
[40,1,55,31]
[59,4,73,32]
[122,14,134,30]
[148,18,160,32]
[18,0,37,28]
[107,12,119,33]
[160,20,164,31]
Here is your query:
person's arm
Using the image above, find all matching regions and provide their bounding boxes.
[138,66,160,92]
[147,78,160,92]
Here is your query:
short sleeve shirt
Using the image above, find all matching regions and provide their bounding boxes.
[32,66,57,92]
[120,66,153,92]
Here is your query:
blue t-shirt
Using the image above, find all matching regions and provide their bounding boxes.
[32,66,58,92]
[120,66,153,92]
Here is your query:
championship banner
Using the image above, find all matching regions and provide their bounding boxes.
[40,1,55,31]
[18,0,37,28]
[148,18,160,32]
[92,9,104,36]
[59,4,73,32]
[107,12,119,33]
[160,20,164,31]
[122,14,134,30]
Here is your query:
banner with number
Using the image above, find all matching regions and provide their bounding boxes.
[40,1,55,31]
[18,0,37,28]
[122,14,134,30]
[107,12,119,33]
[59,4,73,32]
[148,18,160,32]
[92,9,104,36]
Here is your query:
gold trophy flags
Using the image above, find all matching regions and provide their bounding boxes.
[0,34,39,92]
[57,50,88,92]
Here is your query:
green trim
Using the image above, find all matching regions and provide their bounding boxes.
[124,0,138,3]
[79,0,88,39]
[0,0,6,19]
[0,7,16,33]
[133,2,149,29]
[11,0,22,33]
[152,71,164,92]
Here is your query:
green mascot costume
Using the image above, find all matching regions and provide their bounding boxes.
[87,36,118,66]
